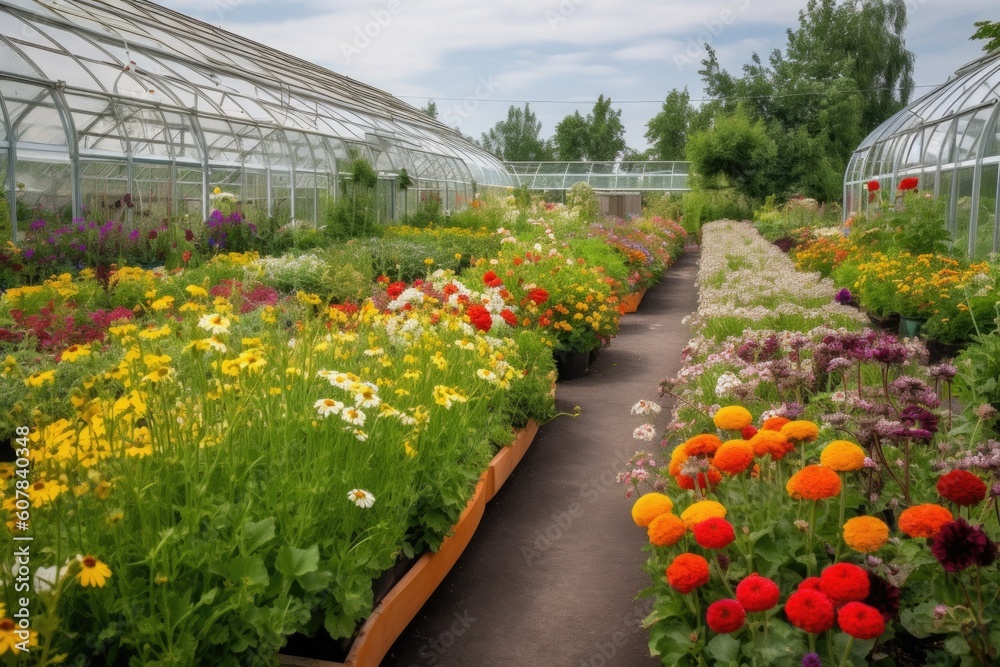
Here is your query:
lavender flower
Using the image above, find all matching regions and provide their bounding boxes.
[835,288,852,304]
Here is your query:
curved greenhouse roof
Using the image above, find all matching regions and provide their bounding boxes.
[0,0,513,234]
[845,50,1000,258]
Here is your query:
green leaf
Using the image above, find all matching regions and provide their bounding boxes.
[276,544,320,578]
[297,569,334,593]
[324,608,358,640]
[706,633,741,663]
[944,635,971,656]
[241,517,275,555]
[229,556,269,589]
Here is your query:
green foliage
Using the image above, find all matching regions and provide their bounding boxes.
[565,182,600,222]
[481,104,554,161]
[686,108,777,200]
[971,20,1000,53]
[400,193,443,228]
[645,88,694,161]
[324,151,380,239]
[954,329,1000,413]
[553,95,627,161]
[678,188,755,238]
[852,192,951,255]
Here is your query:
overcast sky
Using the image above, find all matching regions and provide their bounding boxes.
[158,0,994,151]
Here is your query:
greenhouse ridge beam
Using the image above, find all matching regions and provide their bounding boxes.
[0,0,513,236]
[505,161,691,192]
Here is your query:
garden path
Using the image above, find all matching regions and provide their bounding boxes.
[384,250,701,667]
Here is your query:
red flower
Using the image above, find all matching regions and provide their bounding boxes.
[500,309,518,327]
[387,281,406,299]
[837,602,885,639]
[785,589,835,633]
[740,425,758,440]
[527,287,549,305]
[897,177,919,191]
[736,574,780,612]
[798,577,823,593]
[936,470,987,507]
[706,599,745,633]
[866,180,880,192]
[693,518,735,550]
[466,305,493,332]
[377,275,390,285]
[820,563,870,605]
[666,553,710,594]
[182,250,192,263]
[483,271,503,288]
[443,283,459,296]
[675,469,722,491]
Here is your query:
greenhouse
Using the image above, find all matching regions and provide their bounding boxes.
[506,160,690,192]
[844,49,1000,258]
[0,0,513,238]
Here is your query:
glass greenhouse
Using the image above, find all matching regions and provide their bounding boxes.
[0,0,513,238]
[506,161,690,192]
[844,50,1000,258]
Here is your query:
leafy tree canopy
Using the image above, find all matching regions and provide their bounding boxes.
[481,104,554,161]
[553,95,627,161]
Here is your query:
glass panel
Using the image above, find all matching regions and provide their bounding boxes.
[294,171,317,223]
[902,131,923,167]
[954,167,975,242]
[244,170,268,215]
[923,121,951,165]
[132,163,176,220]
[79,159,128,221]
[271,170,291,221]
[956,108,994,162]
[175,166,204,217]
[11,44,97,88]
[3,83,67,147]
[15,158,72,217]
[975,164,998,259]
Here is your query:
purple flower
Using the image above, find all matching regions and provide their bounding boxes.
[128,229,141,242]
[802,654,822,667]
[930,519,997,572]
[929,363,958,381]
[835,288,852,304]
[23,248,35,259]
[29,219,46,231]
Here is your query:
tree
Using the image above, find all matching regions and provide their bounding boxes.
[421,101,438,119]
[972,20,1000,53]
[553,111,589,160]
[686,107,777,200]
[587,95,627,160]
[645,88,694,161]
[552,96,627,161]
[480,104,554,161]
[694,0,915,201]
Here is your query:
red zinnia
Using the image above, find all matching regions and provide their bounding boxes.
[740,425,758,440]
[706,599,745,633]
[736,574,780,612]
[500,309,518,327]
[483,271,503,288]
[387,281,406,299]
[666,553,710,594]
[936,470,987,507]
[820,563,870,604]
[897,177,919,191]
[693,518,735,550]
[837,601,885,639]
[527,287,549,305]
[797,577,823,593]
[466,305,493,332]
[785,589,836,633]
[866,180,880,192]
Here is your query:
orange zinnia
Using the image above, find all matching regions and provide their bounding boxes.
[761,416,790,432]
[786,465,842,500]
[898,504,953,538]
[712,440,755,475]
[713,406,753,431]
[820,440,866,472]
[684,434,722,457]
[631,493,674,528]
[749,430,790,459]
[648,512,687,547]
[666,553,710,594]
[781,420,820,444]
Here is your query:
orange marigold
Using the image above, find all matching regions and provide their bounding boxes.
[680,499,727,528]
[898,504,953,539]
[842,516,889,553]
[712,440,755,475]
[786,465,842,500]
[648,512,687,547]
[668,443,691,477]
[666,553,710,594]
[631,493,674,527]
[820,440,866,472]
[761,416,790,432]
[749,430,791,459]
[781,420,820,443]
[684,434,723,457]
[713,406,753,431]
[675,469,722,491]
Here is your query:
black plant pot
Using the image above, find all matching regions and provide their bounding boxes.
[554,349,590,382]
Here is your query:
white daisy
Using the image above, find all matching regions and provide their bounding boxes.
[314,398,345,417]
[348,488,375,508]
[197,313,230,335]
[341,407,367,427]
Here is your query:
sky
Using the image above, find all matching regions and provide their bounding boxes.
[157,0,995,153]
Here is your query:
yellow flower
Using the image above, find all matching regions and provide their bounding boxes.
[25,370,56,387]
[76,555,112,587]
[843,516,889,553]
[143,353,172,369]
[424,258,435,265]
[296,291,322,306]
[138,325,172,340]
[820,440,866,472]
[213,186,222,194]
[261,306,277,324]
[141,367,173,383]
[432,385,467,409]
[680,500,727,528]
[150,295,174,311]
[29,478,66,507]
[780,420,820,443]
[60,344,92,363]
[631,493,674,527]
[186,284,209,298]
[0,617,37,653]
[713,406,753,431]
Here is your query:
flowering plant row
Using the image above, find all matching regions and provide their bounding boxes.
[623,221,1000,666]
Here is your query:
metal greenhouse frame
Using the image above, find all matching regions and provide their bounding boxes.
[844,51,1000,259]
[0,0,513,240]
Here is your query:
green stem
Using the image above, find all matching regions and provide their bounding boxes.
[806,500,817,577]
[835,477,847,561]
[838,636,855,667]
